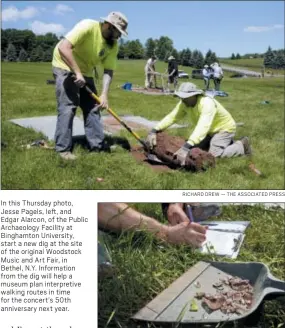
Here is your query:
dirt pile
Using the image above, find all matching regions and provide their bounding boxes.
[153,132,215,171]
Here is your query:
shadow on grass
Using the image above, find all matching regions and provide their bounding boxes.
[71,134,131,151]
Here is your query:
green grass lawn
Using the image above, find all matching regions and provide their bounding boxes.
[1,61,284,189]
[98,204,285,328]
[219,58,284,75]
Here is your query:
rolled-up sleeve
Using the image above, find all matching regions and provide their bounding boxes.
[187,98,216,145]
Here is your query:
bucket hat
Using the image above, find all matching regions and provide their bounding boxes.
[174,82,204,99]
[100,11,128,36]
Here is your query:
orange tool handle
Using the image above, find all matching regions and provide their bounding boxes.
[84,85,148,150]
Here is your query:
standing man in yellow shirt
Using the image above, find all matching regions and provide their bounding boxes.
[52,12,128,160]
[146,82,252,166]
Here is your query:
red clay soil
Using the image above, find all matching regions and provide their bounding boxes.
[130,146,172,172]
[153,132,216,172]
[130,132,215,172]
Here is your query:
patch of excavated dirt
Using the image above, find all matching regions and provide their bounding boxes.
[130,132,215,172]
[153,132,216,172]
[130,146,172,172]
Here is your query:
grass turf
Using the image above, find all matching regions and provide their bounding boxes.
[1,61,284,189]
[219,58,284,76]
[98,204,285,328]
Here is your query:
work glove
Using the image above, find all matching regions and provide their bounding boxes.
[146,129,157,150]
[173,142,193,166]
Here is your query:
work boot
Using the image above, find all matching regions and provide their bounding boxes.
[59,151,77,160]
[240,137,252,156]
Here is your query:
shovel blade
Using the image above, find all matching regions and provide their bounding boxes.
[147,153,164,164]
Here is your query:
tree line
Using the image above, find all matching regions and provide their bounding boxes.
[231,47,285,69]
[2,28,60,62]
[263,46,285,69]
[118,36,218,68]
[2,28,284,69]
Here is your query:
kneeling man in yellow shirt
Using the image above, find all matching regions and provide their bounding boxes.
[146,82,251,166]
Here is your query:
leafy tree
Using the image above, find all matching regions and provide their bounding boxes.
[18,48,28,62]
[43,48,53,62]
[36,33,59,51]
[6,43,17,62]
[1,29,8,55]
[118,38,127,59]
[263,46,275,68]
[209,51,217,64]
[191,49,199,68]
[196,51,204,68]
[171,49,180,63]
[274,50,285,68]
[3,29,36,57]
[236,53,241,59]
[231,53,236,60]
[30,45,44,62]
[156,36,173,60]
[124,40,144,59]
[205,49,213,65]
[145,38,157,58]
[179,49,186,65]
[185,48,192,66]
[164,47,179,62]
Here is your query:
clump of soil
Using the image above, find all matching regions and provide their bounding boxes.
[131,146,172,172]
[152,132,215,171]
[197,275,254,315]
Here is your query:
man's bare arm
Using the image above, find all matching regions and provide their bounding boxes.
[58,39,81,74]
[58,39,85,87]
[98,203,208,246]
[101,69,113,96]
[98,69,113,108]
[98,203,167,239]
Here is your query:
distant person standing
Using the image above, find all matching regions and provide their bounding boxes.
[202,65,210,90]
[144,55,157,88]
[167,56,179,90]
[212,63,223,91]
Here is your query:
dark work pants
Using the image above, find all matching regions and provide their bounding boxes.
[53,67,104,152]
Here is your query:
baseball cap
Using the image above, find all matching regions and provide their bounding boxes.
[174,82,204,99]
[168,56,175,61]
[100,11,128,36]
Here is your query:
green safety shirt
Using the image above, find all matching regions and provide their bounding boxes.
[52,19,118,77]
[155,95,236,146]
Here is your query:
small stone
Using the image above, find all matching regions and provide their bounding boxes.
[195,292,205,300]
[194,281,201,288]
